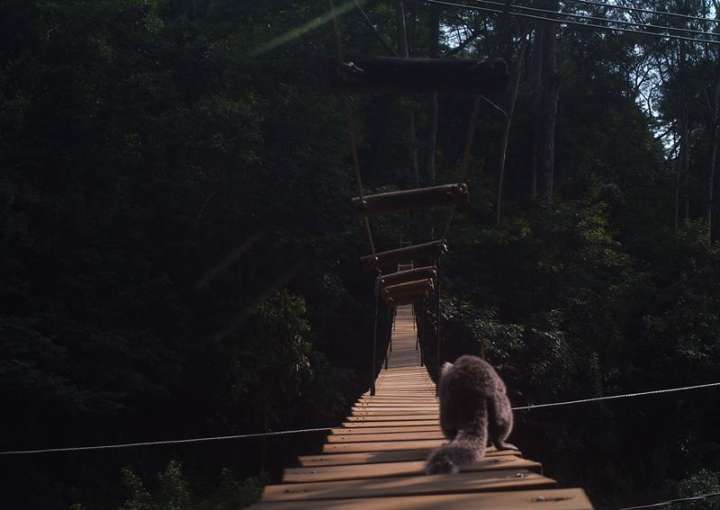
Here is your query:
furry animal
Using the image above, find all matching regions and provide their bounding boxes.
[425,355,516,474]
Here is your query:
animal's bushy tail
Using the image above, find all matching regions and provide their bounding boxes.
[424,430,487,474]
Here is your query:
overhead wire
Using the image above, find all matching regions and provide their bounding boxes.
[2,380,718,456]
[418,0,720,45]
[512,380,720,411]
[0,427,334,456]
[562,0,720,25]
[468,0,720,38]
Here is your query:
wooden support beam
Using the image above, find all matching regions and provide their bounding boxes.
[352,183,468,217]
[382,278,434,306]
[379,266,437,288]
[361,240,447,272]
[327,57,509,95]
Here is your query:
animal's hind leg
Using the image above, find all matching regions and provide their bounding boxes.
[489,392,518,451]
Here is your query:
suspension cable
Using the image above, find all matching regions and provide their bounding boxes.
[618,491,720,510]
[418,0,720,45]
[329,0,378,256]
[2,380,719,456]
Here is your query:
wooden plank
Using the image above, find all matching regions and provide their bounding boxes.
[382,278,435,306]
[353,402,439,411]
[375,375,429,378]
[350,410,439,417]
[327,431,444,443]
[345,414,439,422]
[330,425,440,435]
[283,456,540,483]
[357,397,436,402]
[352,405,439,410]
[299,446,520,467]
[352,184,468,217]
[373,383,433,386]
[262,470,556,501]
[323,439,444,453]
[358,392,430,396]
[364,392,436,396]
[248,488,592,510]
[360,240,447,272]
[379,266,438,288]
[341,419,439,428]
[355,396,436,401]
[357,398,436,403]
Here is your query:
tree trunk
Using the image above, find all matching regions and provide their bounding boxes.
[421,7,441,240]
[529,26,544,200]
[528,1,559,204]
[674,158,681,231]
[680,99,690,227]
[496,42,527,224]
[396,1,420,186]
[539,12,559,204]
[706,64,720,239]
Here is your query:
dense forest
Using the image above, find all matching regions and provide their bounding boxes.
[2,0,720,508]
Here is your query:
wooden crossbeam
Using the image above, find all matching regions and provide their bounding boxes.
[352,184,468,217]
[378,266,437,288]
[361,240,447,272]
[382,278,434,306]
[327,57,509,95]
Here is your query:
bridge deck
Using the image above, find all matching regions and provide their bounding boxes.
[248,305,593,509]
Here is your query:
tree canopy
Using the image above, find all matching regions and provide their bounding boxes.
[2,0,720,508]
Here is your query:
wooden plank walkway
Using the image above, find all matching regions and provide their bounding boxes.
[248,305,593,509]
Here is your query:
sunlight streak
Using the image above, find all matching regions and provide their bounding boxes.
[250,0,367,57]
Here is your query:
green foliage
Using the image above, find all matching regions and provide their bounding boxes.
[196,470,263,510]
[675,470,720,510]
[119,461,261,510]
[119,467,154,510]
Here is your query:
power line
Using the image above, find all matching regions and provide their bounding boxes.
[419,0,720,45]
[618,491,720,510]
[563,0,720,26]
[469,0,720,38]
[0,427,334,456]
[2,380,719,456]
[512,380,720,411]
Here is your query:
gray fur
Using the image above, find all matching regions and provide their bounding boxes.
[425,355,516,475]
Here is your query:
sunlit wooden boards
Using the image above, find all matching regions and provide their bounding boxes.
[248,488,593,510]
[263,470,556,501]
[246,305,593,510]
[325,57,509,95]
[298,446,520,468]
[283,456,541,483]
